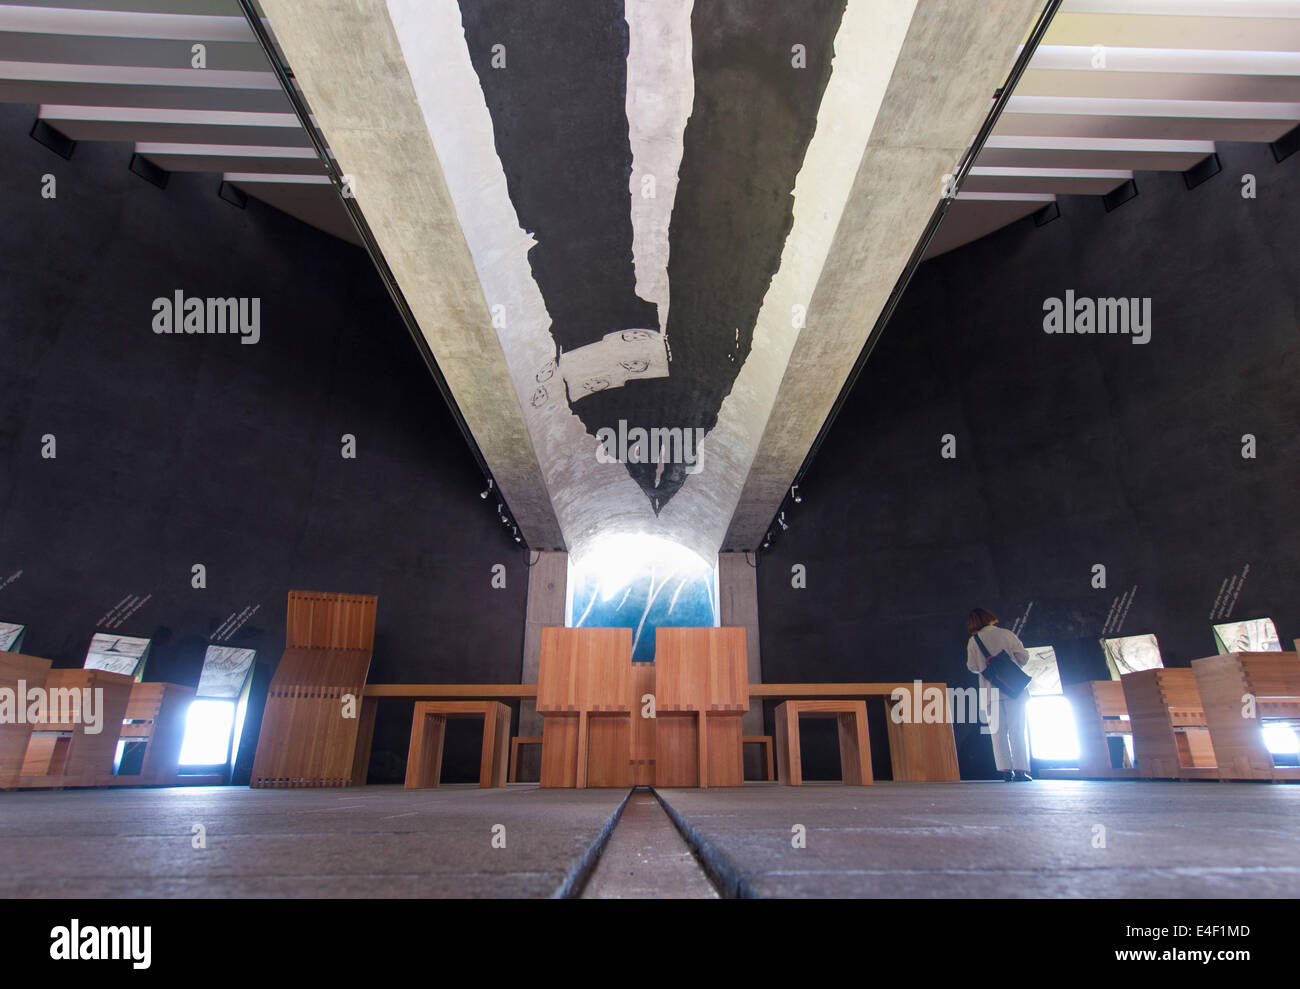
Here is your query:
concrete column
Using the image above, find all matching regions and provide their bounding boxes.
[718,552,762,736]
[519,550,567,736]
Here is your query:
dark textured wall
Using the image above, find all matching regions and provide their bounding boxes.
[0,104,528,783]
[758,141,1300,778]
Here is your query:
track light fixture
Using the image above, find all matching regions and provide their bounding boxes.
[480,478,494,499]
[761,531,773,550]
[791,484,801,504]
[778,512,788,531]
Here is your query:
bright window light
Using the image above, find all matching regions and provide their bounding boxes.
[1027,694,1080,761]
[566,534,718,662]
[179,699,235,766]
[1262,723,1300,756]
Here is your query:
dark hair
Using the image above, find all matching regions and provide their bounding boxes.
[967,608,997,635]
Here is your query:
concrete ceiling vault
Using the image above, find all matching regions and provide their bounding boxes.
[6,2,1298,559]
[252,0,1043,561]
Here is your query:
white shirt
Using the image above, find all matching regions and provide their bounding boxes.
[966,624,1030,679]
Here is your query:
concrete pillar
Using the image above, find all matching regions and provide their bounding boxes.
[718,552,763,736]
[519,550,567,736]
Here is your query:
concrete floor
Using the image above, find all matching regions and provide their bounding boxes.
[0,785,626,898]
[1,780,1297,898]
[658,780,1300,898]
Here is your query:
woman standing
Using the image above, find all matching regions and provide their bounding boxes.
[965,608,1033,781]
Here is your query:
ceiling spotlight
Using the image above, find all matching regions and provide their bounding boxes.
[778,512,788,531]
[761,531,772,550]
[791,484,802,504]
[480,479,494,499]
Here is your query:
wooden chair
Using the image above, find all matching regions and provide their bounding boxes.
[116,682,195,782]
[19,669,135,785]
[1,652,51,789]
[1192,651,1300,781]
[250,590,377,788]
[653,627,748,788]
[537,627,633,788]
[1063,680,1136,778]
[405,701,510,788]
[774,700,872,785]
[1120,668,1216,779]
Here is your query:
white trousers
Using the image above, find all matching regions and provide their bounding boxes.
[982,682,1031,772]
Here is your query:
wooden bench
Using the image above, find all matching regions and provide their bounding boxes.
[774,700,871,785]
[19,668,135,787]
[116,682,195,782]
[1,652,51,789]
[1192,651,1300,781]
[1120,668,1216,780]
[1062,680,1136,779]
[405,700,511,789]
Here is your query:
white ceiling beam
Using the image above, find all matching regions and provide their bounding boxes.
[1006,94,1300,118]
[954,191,1057,201]
[223,172,331,184]
[0,5,254,41]
[1028,45,1300,74]
[39,103,299,126]
[0,59,278,89]
[1062,1,1300,17]
[137,140,317,158]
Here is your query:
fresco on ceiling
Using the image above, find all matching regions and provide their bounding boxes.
[458,0,847,513]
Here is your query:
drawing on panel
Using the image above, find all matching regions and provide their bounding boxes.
[83,633,151,681]
[1101,633,1162,680]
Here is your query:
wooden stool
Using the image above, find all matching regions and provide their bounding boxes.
[743,735,775,782]
[508,736,542,783]
[405,701,510,789]
[774,700,872,785]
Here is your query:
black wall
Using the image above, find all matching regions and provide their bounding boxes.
[758,142,1300,778]
[0,105,528,783]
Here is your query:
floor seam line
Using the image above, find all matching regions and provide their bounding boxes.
[649,789,756,899]
[549,786,636,899]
